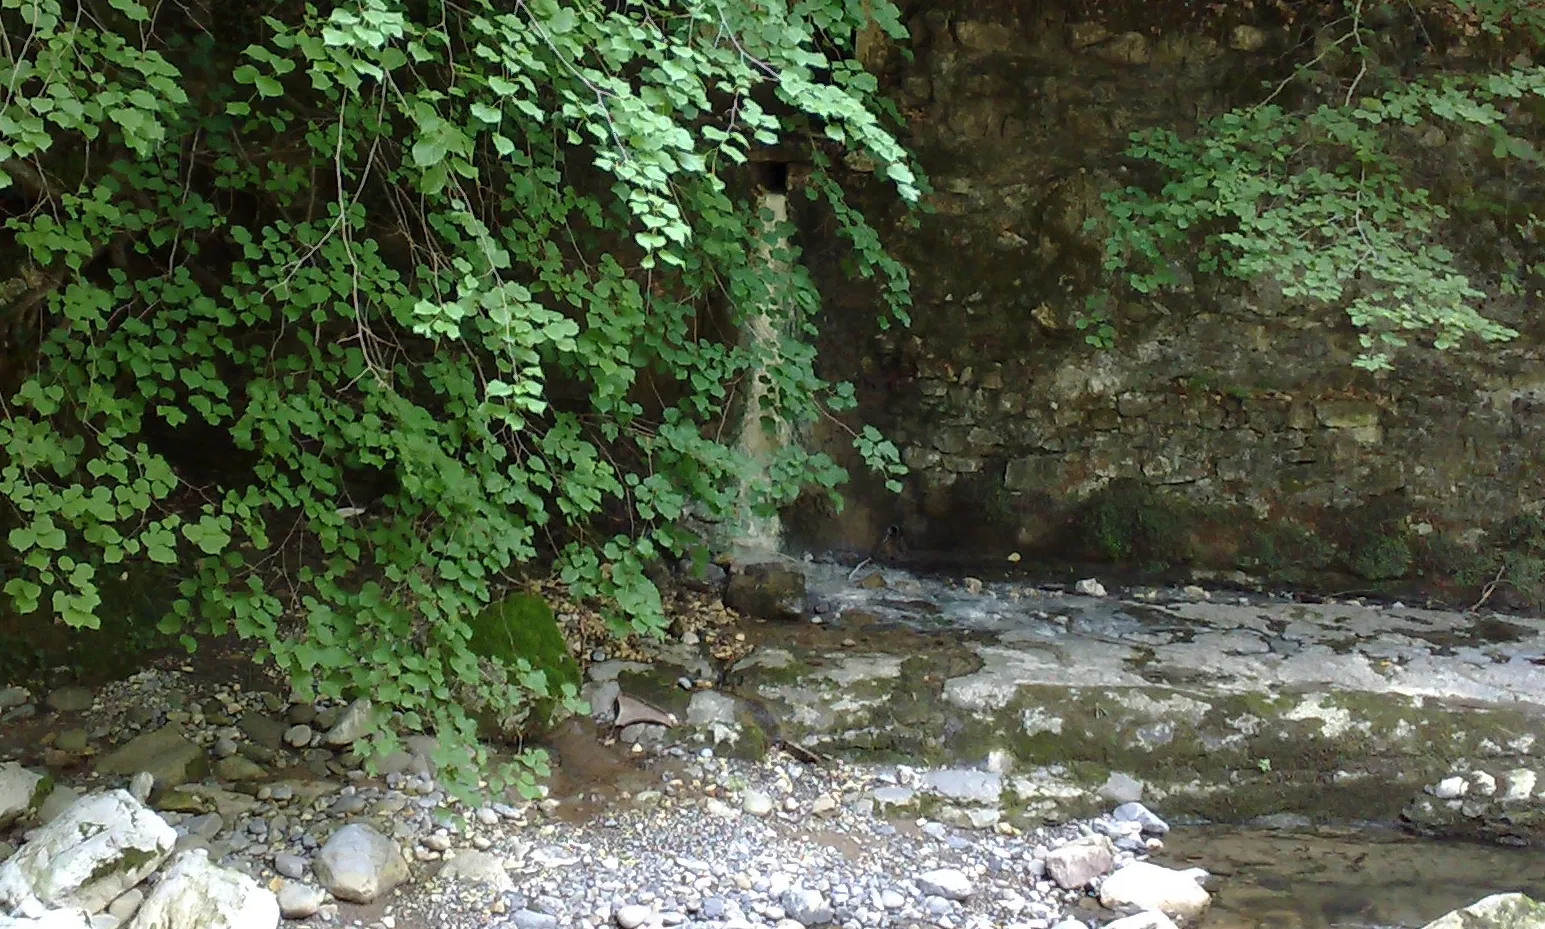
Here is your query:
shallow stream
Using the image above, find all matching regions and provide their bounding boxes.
[799,559,1545,926]
[1157,826,1544,929]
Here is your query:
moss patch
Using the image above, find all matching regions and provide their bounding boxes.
[465,591,581,737]
[1349,534,1414,581]
[1074,479,1195,565]
[987,684,1540,791]
[1240,523,1336,581]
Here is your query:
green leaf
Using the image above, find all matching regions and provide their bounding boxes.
[7,525,37,552]
[3,578,41,612]
[412,136,448,168]
[109,0,152,21]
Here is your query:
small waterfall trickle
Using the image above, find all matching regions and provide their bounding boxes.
[724,170,795,558]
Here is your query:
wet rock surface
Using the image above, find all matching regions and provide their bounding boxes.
[726,562,809,623]
[1161,827,1544,929]
[711,564,1545,836]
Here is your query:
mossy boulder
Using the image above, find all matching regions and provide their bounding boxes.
[463,592,582,743]
[1420,894,1545,929]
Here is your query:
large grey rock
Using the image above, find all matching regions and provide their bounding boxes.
[613,905,650,929]
[1421,894,1545,929]
[0,790,175,915]
[0,765,51,829]
[236,714,286,752]
[34,786,79,827]
[323,699,376,747]
[437,851,512,894]
[781,887,833,926]
[1045,835,1115,889]
[1111,802,1169,835]
[43,688,93,714]
[916,868,973,901]
[126,850,278,929]
[725,563,806,622]
[741,789,775,817]
[685,691,740,728]
[921,769,1001,805]
[1100,772,1145,804]
[274,882,322,921]
[212,757,266,783]
[106,889,143,923]
[1099,862,1211,923]
[311,824,407,904]
[95,727,207,793]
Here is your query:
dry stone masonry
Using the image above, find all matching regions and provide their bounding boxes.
[789,1,1545,597]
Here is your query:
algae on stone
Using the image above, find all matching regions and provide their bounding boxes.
[1420,893,1545,929]
[463,591,581,741]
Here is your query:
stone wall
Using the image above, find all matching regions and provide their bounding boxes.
[786,1,1545,599]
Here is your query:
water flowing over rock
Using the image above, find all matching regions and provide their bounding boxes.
[725,562,807,622]
[695,563,1545,838]
[0,790,174,915]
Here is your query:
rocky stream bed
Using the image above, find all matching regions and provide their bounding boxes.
[1,558,1543,929]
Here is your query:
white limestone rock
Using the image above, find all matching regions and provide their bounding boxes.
[0,766,50,830]
[1045,835,1115,889]
[1099,862,1211,923]
[0,909,95,928]
[126,850,278,929]
[0,790,175,915]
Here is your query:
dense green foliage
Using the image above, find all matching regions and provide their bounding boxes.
[1094,1,1545,371]
[0,0,918,796]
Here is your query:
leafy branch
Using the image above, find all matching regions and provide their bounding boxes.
[1090,1,1541,370]
[0,0,922,799]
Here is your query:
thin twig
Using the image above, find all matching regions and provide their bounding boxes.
[1252,0,1367,114]
[1470,562,1509,613]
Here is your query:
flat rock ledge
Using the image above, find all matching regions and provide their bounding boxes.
[610,576,1545,845]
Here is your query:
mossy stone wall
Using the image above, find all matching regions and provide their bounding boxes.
[788,2,1545,603]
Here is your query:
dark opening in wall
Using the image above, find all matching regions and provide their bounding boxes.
[752,160,790,195]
